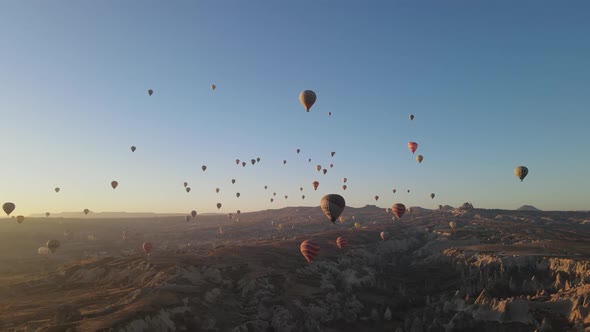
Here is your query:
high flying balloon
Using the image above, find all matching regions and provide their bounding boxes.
[299,90,317,112]
[514,166,529,182]
[408,142,418,154]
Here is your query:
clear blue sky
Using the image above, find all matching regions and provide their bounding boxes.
[1,1,589,215]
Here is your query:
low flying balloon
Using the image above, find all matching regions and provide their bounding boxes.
[217,203,222,209]
[131,146,136,152]
[322,169,327,175]
[336,237,347,249]
[313,181,319,191]
[185,216,190,223]
[514,166,529,182]
[299,90,317,112]
[416,155,423,163]
[55,187,60,193]
[342,185,347,191]
[409,114,414,121]
[16,215,24,224]
[111,181,118,189]
[38,247,49,256]
[430,193,435,199]
[3,202,15,216]
[300,240,319,263]
[142,242,153,254]
[191,210,197,218]
[45,212,50,217]
[449,221,457,229]
[148,89,153,96]
[380,231,389,241]
[320,194,346,223]
[202,165,207,172]
[408,142,418,154]
[392,203,406,219]
[84,209,90,215]
[186,187,191,193]
[237,210,241,215]
[46,240,60,254]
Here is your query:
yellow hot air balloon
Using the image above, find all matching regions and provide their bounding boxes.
[299,90,317,112]
[514,166,529,182]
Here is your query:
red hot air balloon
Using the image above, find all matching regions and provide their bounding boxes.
[142,242,153,254]
[392,203,406,219]
[111,181,119,189]
[408,142,418,154]
[336,237,348,249]
[313,181,319,191]
[300,240,319,263]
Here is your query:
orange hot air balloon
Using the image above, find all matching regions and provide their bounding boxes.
[202,165,207,171]
[16,215,24,224]
[111,181,118,189]
[300,240,319,263]
[3,202,15,216]
[191,210,197,218]
[217,203,222,209]
[299,90,317,112]
[148,89,153,96]
[142,242,153,254]
[408,142,418,154]
[313,181,319,191]
[320,194,346,223]
[514,166,529,182]
[323,169,327,175]
[131,146,136,152]
[186,187,191,193]
[336,237,348,249]
[316,165,322,172]
[342,185,347,191]
[392,203,406,219]
[416,155,423,163]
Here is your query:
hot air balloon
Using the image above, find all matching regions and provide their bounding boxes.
[336,237,347,249]
[393,189,397,194]
[320,194,345,223]
[299,90,317,112]
[216,188,220,194]
[308,158,312,162]
[251,159,256,165]
[316,165,322,172]
[339,216,346,223]
[45,212,50,217]
[300,240,319,263]
[184,182,188,188]
[237,210,241,215]
[232,179,236,184]
[38,247,49,256]
[2,202,16,216]
[409,114,414,121]
[296,148,300,154]
[236,192,241,198]
[385,208,390,214]
[270,198,274,203]
[273,192,276,196]
[302,195,305,199]
[328,112,332,116]
[313,181,319,191]
[185,216,191,223]
[16,215,24,224]
[416,155,423,163]
[55,187,60,193]
[374,195,379,201]
[322,169,327,175]
[228,213,233,219]
[202,165,207,172]
[330,164,334,168]
[211,84,216,91]
[284,195,288,199]
[218,227,224,235]
[354,222,360,229]
[235,159,240,165]
[342,185,347,191]
[186,187,191,193]
[430,193,435,199]
[242,162,246,167]
[111,181,118,189]
[392,203,406,219]
[407,189,410,193]
[438,205,443,210]
[264,186,268,190]
[408,142,418,154]
[46,240,60,254]
[449,221,457,229]
[131,146,136,152]
[142,242,153,254]
[148,89,153,96]
[216,203,222,209]
[191,210,197,218]
[380,231,389,241]
[330,152,335,157]
[283,160,287,165]
[514,166,528,182]
[84,209,90,215]
[257,157,261,162]
[342,177,347,183]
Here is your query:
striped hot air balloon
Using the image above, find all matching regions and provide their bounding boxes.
[300,240,319,263]
[336,237,348,249]
[46,240,61,254]
[320,194,346,223]
[408,142,418,154]
[392,203,406,219]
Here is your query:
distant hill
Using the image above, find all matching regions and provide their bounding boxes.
[28,212,219,218]
[517,205,542,212]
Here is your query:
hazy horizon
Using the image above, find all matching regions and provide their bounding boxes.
[2,1,589,215]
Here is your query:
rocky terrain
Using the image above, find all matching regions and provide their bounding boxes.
[2,204,590,331]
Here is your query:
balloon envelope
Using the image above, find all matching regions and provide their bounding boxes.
[38,247,49,256]
[392,203,406,219]
[320,194,346,223]
[111,181,118,189]
[408,142,418,154]
[300,240,319,263]
[336,237,347,249]
[131,146,136,152]
[313,181,319,191]
[191,210,197,218]
[299,90,317,112]
[46,240,60,254]
[148,89,153,96]
[514,166,529,181]
[416,155,423,163]
[2,202,15,216]
[142,242,153,254]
